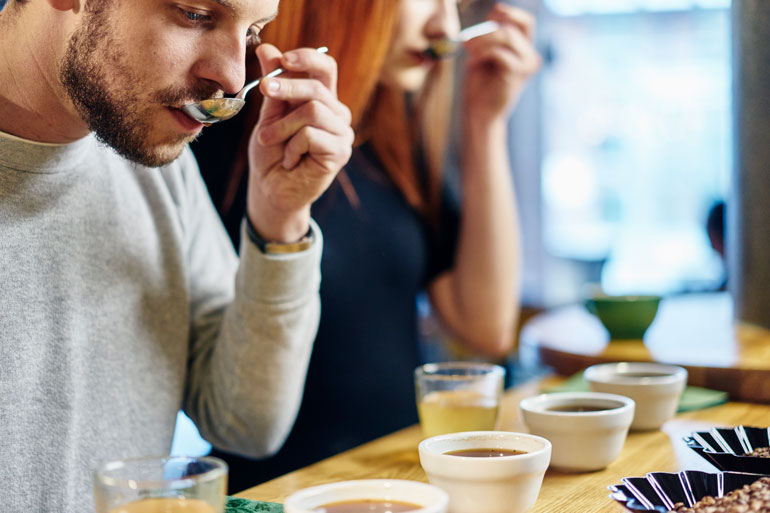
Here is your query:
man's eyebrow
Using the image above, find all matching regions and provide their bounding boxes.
[210,0,277,24]
[256,12,278,25]
[210,0,237,14]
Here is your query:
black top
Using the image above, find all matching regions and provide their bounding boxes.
[196,142,459,493]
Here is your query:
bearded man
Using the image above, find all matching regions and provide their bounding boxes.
[0,0,354,511]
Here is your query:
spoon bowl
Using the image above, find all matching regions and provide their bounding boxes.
[182,98,245,124]
[181,46,328,124]
[424,20,499,60]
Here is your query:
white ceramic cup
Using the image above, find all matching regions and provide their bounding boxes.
[519,392,635,472]
[283,479,449,513]
[418,431,551,513]
[584,362,687,430]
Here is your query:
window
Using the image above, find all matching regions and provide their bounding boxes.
[538,0,731,300]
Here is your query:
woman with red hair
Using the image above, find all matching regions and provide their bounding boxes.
[196,0,540,492]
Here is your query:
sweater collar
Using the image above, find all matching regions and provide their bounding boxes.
[0,130,97,174]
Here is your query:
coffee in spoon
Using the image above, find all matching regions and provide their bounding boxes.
[424,21,499,60]
[182,46,329,125]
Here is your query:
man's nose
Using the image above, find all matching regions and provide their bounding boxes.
[193,35,247,96]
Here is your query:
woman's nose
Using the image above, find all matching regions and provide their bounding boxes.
[425,0,461,41]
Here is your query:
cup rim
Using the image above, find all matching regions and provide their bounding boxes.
[283,479,449,513]
[586,294,662,303]
[519,391,636,416]
[94,455,227,490]
[418,430,552,460]
[415,361,506,380]
[584,362,688,386]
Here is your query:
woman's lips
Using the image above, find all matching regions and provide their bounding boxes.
[408,49,434,66]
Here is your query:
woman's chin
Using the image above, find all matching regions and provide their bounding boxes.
[382,67,431,94]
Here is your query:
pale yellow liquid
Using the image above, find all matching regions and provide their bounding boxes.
[417,389,499,438]
[108,498,216,513]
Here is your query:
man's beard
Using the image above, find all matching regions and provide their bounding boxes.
[59,5,219,167]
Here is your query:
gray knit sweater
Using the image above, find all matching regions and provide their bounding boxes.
[0,131,322,512]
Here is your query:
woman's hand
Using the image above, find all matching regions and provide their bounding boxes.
[246,44,354,243]
[462,3,541,124]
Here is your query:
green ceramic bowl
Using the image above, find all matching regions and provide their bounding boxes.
[585,294,662,340]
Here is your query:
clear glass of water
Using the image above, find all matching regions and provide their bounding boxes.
[415,362,506,439]
[94,456,227,513]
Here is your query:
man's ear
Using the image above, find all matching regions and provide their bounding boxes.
[46,0,81,13]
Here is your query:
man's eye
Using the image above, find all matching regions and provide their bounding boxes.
[181,9,211,23]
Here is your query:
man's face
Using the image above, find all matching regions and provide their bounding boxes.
[60,0,278,167]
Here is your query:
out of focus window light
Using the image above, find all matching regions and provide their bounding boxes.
[540,0,731,300]
[545,0,730,16]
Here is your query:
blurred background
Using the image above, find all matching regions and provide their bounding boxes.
[493,0,731,306]
[418,0,732,367]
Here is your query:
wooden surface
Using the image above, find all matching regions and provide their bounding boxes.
[518,292,770,402]
[236,376,770,511]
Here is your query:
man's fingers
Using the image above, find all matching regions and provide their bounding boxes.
[257,100,352,146]
[256,43,288,121]
[256,43,283,73]
[278,48,339,95]
[281,125,354,170]
[259,76,352,122]
[250,45,352,175]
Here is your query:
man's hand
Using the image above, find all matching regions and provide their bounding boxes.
[246,44,354,243]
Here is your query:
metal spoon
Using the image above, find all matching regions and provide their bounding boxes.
[424,21,500,60]
[181,46,329,124]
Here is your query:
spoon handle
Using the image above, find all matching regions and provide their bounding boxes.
[236,46,329,100]
[458,20,500,42]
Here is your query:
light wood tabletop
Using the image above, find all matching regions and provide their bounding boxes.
[519,292,770,402]
[235,375,770,511]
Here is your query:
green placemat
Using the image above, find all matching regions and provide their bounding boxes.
[544,371,728,412]
[226,497,283,513]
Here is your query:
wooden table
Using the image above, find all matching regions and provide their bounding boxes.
[236,376,770,511]
[519,292,770,402]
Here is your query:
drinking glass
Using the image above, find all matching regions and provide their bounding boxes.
[415,362,506,438]
[94,456,227,513]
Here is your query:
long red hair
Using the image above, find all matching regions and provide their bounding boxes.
[222,0,454,219]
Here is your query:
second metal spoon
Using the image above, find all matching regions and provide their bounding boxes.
[424,21,500,60]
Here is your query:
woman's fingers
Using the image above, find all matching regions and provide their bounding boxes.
[464,10,541,73]
[490,3,537,40]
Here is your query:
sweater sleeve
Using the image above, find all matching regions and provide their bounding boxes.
[177,149,322,458]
